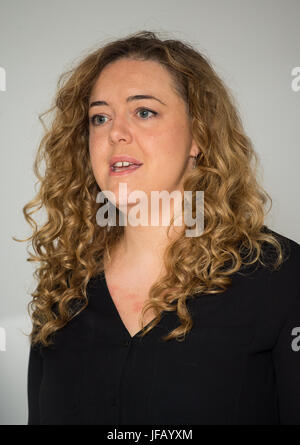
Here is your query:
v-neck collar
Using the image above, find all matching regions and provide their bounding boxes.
[99,271,163,340]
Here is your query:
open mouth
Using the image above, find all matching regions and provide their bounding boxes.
[111,163,141,172]
[109,163,143,175]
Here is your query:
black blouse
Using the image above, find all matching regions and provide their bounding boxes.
[27,230,300,425]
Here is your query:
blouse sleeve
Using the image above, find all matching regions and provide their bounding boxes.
[272,289,300,425]
[27,344,43,425]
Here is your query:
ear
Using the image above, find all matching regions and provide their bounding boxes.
[189,137,200,158]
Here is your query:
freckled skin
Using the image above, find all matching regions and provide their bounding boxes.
[127,293,138,300]
[108,283,157,336]
[108,283,143,313]
[108,284,119,294]
[113,292,144,314]
[132,300,144,313]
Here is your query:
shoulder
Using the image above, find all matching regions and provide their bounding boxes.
[260,226,300,274]
[256,227,300,319]
[234,226,300,311]
[236,226,300,279]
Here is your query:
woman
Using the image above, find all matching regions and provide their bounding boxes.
[19,30,300,425]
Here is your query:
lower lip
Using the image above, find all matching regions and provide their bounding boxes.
[109,164,143,176]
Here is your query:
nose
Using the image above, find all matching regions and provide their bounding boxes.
[108,114,132,145]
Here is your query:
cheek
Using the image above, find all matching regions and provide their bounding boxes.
[88,141,106,188]
[149,121,189,161]
[89,135,104,167]
[88,132,98,156]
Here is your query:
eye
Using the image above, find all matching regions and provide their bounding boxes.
[136,108,157,119]
[89,114,107,126]
[89,108,158,127]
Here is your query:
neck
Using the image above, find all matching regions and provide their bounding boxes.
[110,197,185,269]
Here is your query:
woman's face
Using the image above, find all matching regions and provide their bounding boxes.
[88,58,199,213]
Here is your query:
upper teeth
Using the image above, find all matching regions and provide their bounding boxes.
[113,161,135,167]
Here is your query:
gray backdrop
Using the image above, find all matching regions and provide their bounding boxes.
[0,0,299,425]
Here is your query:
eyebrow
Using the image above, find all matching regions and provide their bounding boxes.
[89,94,167,108]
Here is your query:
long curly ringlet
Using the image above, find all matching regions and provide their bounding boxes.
[14,29,290,348]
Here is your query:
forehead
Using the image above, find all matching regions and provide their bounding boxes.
[90,58,178,102]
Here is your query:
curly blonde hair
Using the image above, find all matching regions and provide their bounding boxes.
[14,30,290,348]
